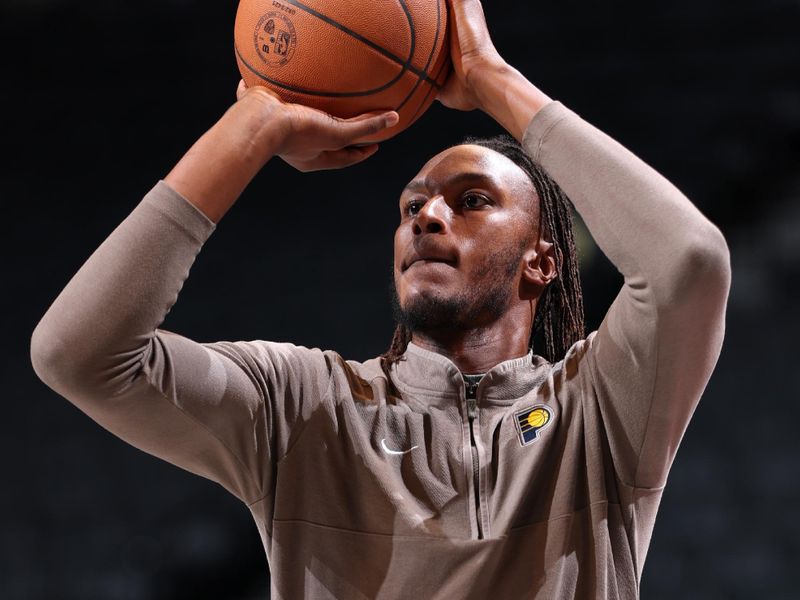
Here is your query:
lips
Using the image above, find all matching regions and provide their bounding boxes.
[402,247,457,271]
[406,257,454,270]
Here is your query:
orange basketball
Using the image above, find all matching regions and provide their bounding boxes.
[234,0,451,143]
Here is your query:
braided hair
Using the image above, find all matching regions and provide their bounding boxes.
[380,134,585,367]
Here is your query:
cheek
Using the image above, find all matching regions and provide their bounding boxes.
[457,237,483,277]
[393,226,407,269]
[460,232,520,281]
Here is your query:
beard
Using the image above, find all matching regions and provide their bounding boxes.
[390,242,525,333]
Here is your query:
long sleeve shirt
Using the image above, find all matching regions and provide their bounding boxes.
[30,99,731,599]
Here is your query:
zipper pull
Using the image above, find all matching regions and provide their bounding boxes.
[465,381,478,418]
[467,397,477,419]
[463,374,484,418]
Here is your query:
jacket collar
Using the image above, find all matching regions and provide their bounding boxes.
[389,341,552,406]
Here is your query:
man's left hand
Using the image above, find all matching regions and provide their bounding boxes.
[437,0,507,112]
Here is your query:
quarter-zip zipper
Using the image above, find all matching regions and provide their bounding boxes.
[465,379,483,540]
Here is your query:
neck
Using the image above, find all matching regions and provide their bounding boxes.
[410,301,534,373]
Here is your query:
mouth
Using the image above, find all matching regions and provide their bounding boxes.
[403,257,455,272]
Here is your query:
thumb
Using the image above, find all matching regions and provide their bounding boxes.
[329,110,400,146]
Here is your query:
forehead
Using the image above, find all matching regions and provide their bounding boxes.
[406,144,533,196]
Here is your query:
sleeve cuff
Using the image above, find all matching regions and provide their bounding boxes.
[141,180,217,244]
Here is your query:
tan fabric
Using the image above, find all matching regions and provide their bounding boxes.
[30,100,731,599]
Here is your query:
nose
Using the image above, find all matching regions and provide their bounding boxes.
[413,195,448,235]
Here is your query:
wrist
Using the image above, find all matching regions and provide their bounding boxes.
[229,88,291,166]
[471,63,553,141]
[164,93,288,224]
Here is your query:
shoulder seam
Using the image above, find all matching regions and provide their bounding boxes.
[275,350,337,463]
[145,375,265,506]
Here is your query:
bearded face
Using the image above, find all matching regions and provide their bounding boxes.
[391,235,527,333]
[392,144,544,336]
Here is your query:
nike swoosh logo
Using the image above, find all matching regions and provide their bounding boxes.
[380,438,418,455]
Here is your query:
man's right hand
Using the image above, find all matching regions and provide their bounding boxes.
[236,80,399,173]
[164,81,398,223]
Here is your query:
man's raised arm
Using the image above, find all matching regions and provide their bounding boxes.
[29,84,398,504]
[442,0,731,490]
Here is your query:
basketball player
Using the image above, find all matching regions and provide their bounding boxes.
[30,0,731,598]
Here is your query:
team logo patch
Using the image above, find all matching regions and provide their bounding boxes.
[514,404,554,447]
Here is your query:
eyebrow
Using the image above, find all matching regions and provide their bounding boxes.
[402,171,500,194]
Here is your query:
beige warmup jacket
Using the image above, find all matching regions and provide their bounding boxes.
[31,100,731,599]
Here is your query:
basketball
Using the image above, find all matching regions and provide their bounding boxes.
[234,0,451,143]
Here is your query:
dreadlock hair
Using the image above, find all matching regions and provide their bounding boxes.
[380,133,586,369]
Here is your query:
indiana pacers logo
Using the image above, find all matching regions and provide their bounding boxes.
[514,405,554,447]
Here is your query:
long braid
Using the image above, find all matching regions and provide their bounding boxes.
[527,161,586,361]
[383,323,412,365]
[380,134,585,368]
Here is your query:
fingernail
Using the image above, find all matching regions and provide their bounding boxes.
[385,112,400,127]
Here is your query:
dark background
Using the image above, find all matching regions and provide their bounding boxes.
[3,0,799,598]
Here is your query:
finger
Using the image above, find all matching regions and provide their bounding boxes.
[295,144,380,172]
[344,110,397,123]
[324,111,399,147]
[239,83,283,105]
[447,0,495,58]
[322,144,380,169]
[236,79,248,101]
[250,85,283,101]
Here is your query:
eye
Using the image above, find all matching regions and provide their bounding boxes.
[405,198,425,216]
[462,193,490,209]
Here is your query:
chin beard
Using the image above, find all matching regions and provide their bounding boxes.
[391,287,476,332]
[390,245,523,333]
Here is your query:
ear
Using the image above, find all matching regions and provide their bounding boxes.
[521,238,557,289]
